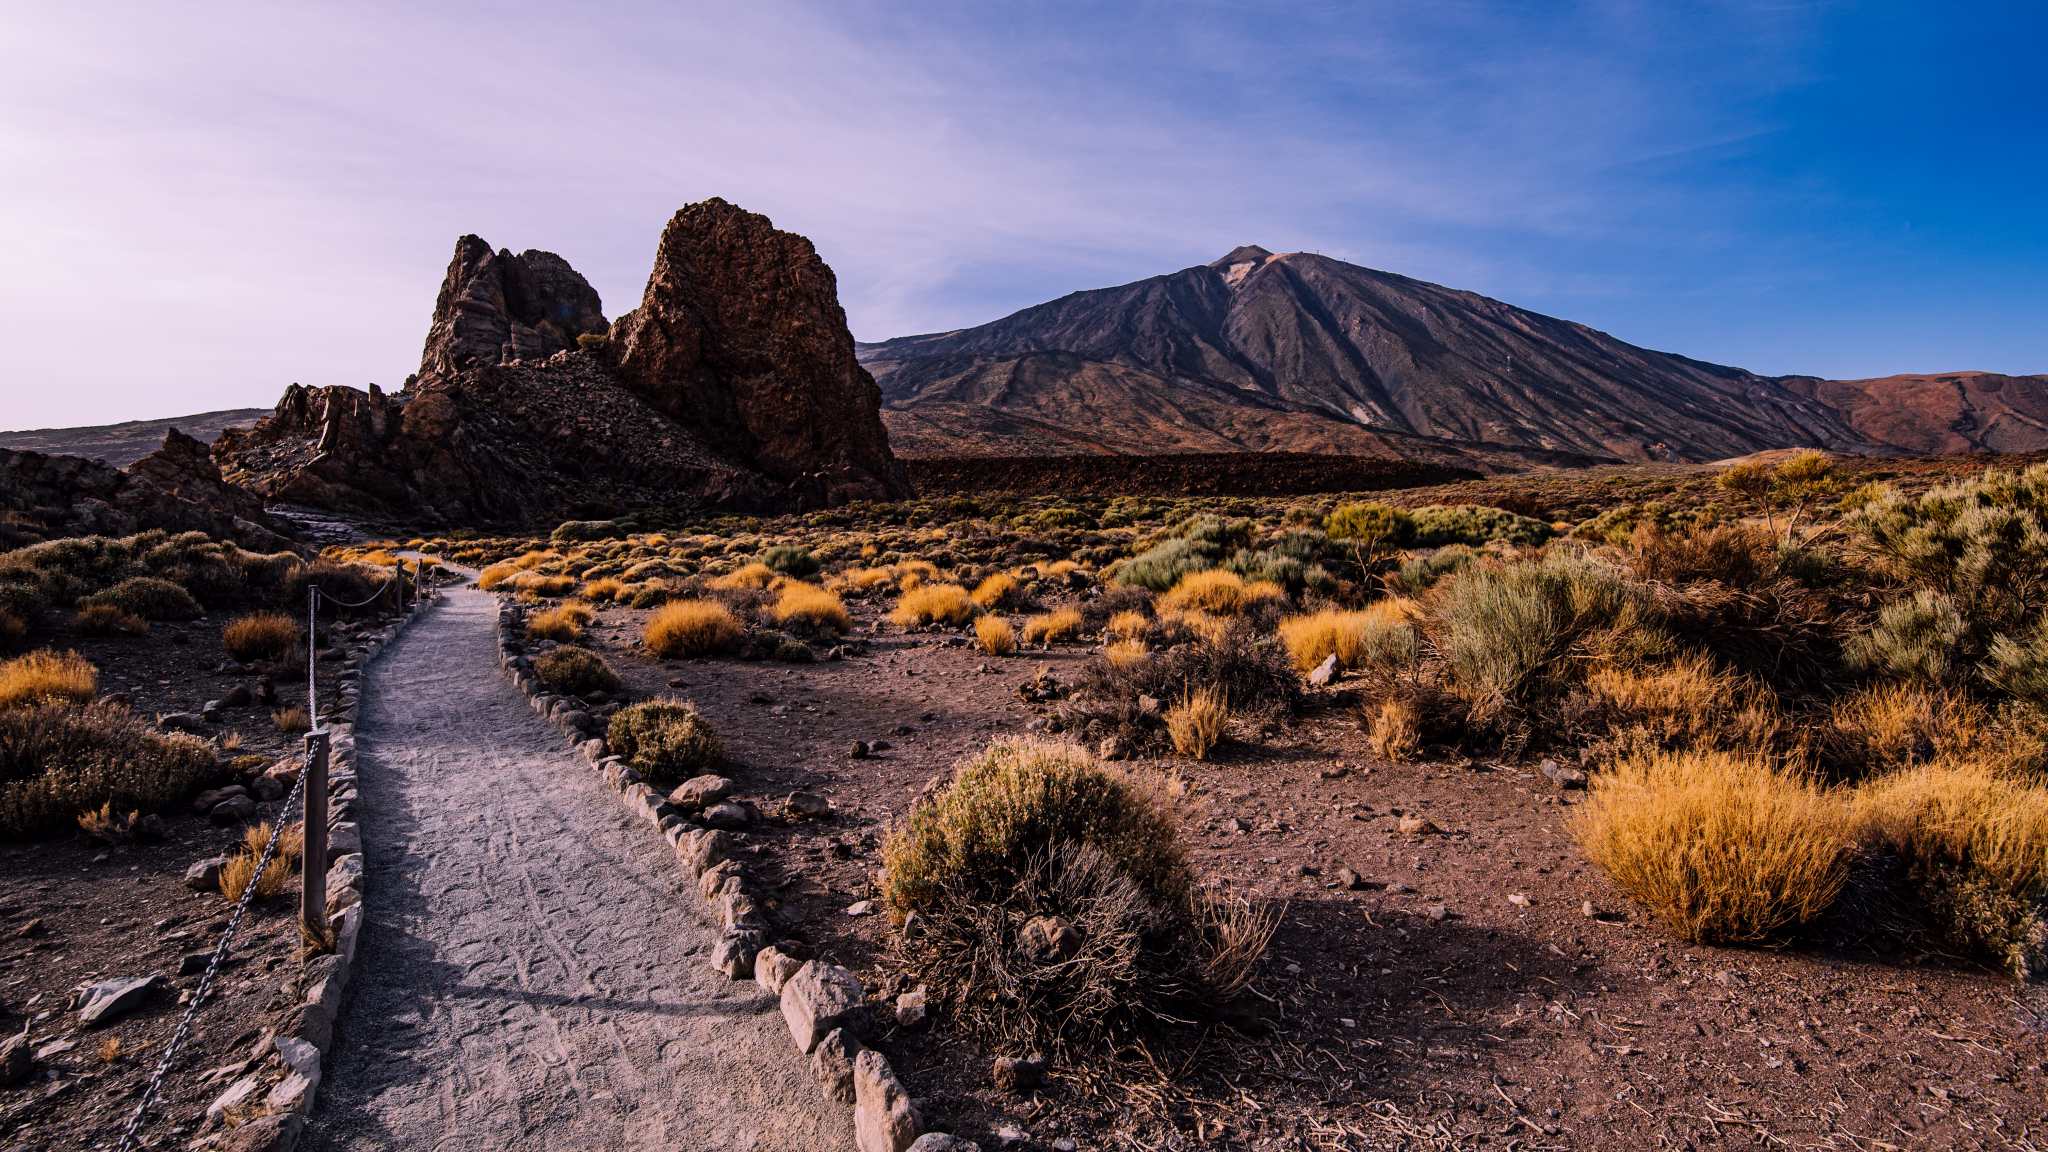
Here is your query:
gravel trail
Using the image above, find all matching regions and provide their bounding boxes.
[307,584,840,1151]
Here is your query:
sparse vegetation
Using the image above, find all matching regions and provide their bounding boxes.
[606,698,721,785]
[1166,686,1229,759]
[0,649,97,710]
[646,599,745,658]
[891,583,975,628]
[772,581,850,635]
[533,645,622,696]
[1021,606,1084,645]
[0,699,217,837]
[526,602,594,642]
[223,612,302,663]
[974,615,1018,656]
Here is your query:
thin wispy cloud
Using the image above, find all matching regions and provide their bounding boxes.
[0,1,2040,429]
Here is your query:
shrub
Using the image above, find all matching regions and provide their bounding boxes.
[223,612,302,663]
[1572,747,1851,944]
[974,616,1018,656]
[1582,653,1764,747]
[1987,618,2048,707]
[1324,501,1413,567]
[1388,545,1476,595]
[1166,687,1228,759]
[219,821,304,902]
[505,571,577,598]
[1103,638,1149,670]
[580,577,628,603]
[533,645,622,697]
[891,584,975,628]
[1855,762,2048,978]
[1847,590,1967,684]
[1277,601,1419,675]
[0,610,24,648]
[0,700,218,836]
[73,603,147,636]
[606,699,721,785]
[1105,610,1150,641]
[1366,697,1421,762]
[971,572,1022,610]
[1156,570,1283,616]
[1628,523,1774,587]
[272,706,310,734]
[645,600,745,658]
[1828,683,1979,772]
[1408,504,1552,548]
[477,562,520,590]
[772,582,850,635]
[881,738,1268,1049]
[709,562,778,592]
[0,650,97,710]
[81,576,201,621]
[1021,607,1085,645]
[1435,554,1636,719]
[760,545,820,578]
[526,603,594,643]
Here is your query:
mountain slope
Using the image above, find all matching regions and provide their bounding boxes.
[862,249,1982,463]
[0,408,268,468]
[1777,372,2048,456]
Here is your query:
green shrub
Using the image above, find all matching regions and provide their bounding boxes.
[606,699,721,785]
[1389,544,1477,595]
[1323,501,1413,566]
[81,576,201,621]
[1115,538,1208,591]
[533,645,622,697]
[1847,590,1968,684]
[1407,504,1552,548]
[1435,553,1637,718]
[759,544,820,578]
[0,701,219,837]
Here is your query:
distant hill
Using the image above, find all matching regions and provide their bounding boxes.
[1777,372,2048,456]
[0,408,269,468]
[862,247,2044,463]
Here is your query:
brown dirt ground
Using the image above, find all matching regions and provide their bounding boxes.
[0,608,396,1151]
[566,590,2048,1151]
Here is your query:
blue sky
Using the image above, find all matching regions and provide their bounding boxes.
[1,1,2041,429]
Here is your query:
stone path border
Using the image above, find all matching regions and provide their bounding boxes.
[190,590,436,1152]
[493,599,975,1152]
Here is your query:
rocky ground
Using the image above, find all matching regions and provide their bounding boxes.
[0,610,391,1150]
[557,592,2048,1151]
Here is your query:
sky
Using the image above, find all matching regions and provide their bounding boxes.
[1,0,2042,430]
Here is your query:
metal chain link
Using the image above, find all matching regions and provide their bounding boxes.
[114,763,311,1152]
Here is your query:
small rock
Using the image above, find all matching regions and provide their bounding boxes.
[210,795,258,824]
[850,740,872,759]
[895,989,928,1028]
[1541,759,1588,790]
[812,1026,861,1106]
[1136,694,1162,716]
[845,900,875,917]
[1018,916,1080,963]
[701,802,753,830]
[1335,867,1365,890]
[1581,899,1598,919]
[1396,814,1441,836]
[1097,735,1127,761]
[755,946,803,996]
[1423,904,1450,922]
[183,856,228,892]
[1307,653,1339,687]
[158,712,207,734]
[907,1136,981,1152]
[0,1031,31,1087]
[179,951,212,977]
[786,791,834,820]
[782,962,864,1053]
[991,1054,1044,1094]
[667,774,736,811]
[248,774,285,802]
[854,1047,920,1152]
[77,975,162,1026]
[709,929,762,979]
[1508,893,1532,908]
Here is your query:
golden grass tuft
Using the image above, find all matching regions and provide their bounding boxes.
[773,581,851,635]
[1105,610,1150,641]
[1157,569,1274,616]
[974,615,1018,656]
[222,612,301,664]
[1021,607,1085,645]
[832,566,897,593]
[1572,747,1851,943]
[1583,653,1772,745]
[219,821,305,903]
[1277,599,1420,674]
[526,602,595,642]
[0,649,98,711]
[1830,683,1982,770]
[73,603,148,637]
[272,705,310,734]
[971,572,1022,610]
[580,577,628,603]
[1367,697,1421,762]
[1103,638,1150,670]
[645,599,745,658]
[1166,686,1230,760]
[890,583,975,628]
[708,562,778,592]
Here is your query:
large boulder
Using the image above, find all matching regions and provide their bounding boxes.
[0,439,291,551]
[609,199,909,504]
[418,236,607,378]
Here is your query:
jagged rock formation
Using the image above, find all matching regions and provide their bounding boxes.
[214,201,907,526]
[863,248,1884,463]
[609,199,907,502]
[0,435,293,550]
[417,237,608,378]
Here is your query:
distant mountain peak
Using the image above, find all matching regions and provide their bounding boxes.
[1209,244,1274,268]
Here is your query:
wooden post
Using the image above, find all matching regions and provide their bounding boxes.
[300,730,330,943]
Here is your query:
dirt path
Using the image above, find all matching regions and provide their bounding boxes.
[307,585,843,1152]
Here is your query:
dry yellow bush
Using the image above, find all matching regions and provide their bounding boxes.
[219,821,305,903]
[1167,686,1229,759]
[646,600,745,658]
[580,577,627,603]
[774,582,851,634]
[223,613,302,663]
[891,584,975,628]
[1104,638,1150,670]
[1367,697,1421,762]
[526,602,594,642]
[477,562,519,590]
[1105,610,1150,641]
[708,562,778,592]
[1572,747,1850,943]
[272,706,310,734]
[974,615,1018,656]
[1158,570,1266,616]
[832,566,897,593]
[1277,599,1420,674]
[894,560,942,591]
[0,649,97,711]
[505,571,577,597]
[1831,683,1982,770]
[1021,607,1085,645]
[971,572,1021,609]
[1583,652,1770,744]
